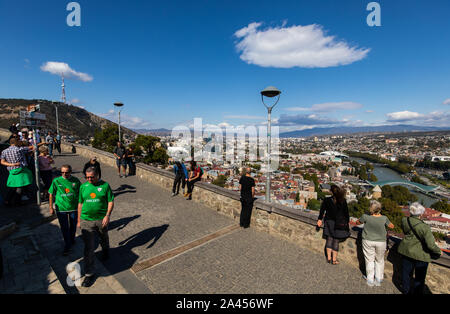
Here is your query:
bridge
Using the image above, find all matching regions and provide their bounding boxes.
[366,180,439,193]
[1,130,449,294]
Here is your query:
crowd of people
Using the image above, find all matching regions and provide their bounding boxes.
[0,126,444,293]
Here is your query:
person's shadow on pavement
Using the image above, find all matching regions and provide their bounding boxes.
[100,224,169,276]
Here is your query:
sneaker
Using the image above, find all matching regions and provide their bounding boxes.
[172,193,176,197]
[375,279,383,286]
[367,280,375,287]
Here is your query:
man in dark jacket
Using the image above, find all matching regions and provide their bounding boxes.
[83,157,102,179]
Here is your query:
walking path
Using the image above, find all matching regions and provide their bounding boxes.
[0,153,401,294]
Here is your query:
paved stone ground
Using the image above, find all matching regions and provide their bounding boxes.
[1,152,402,293]
[51,153,400,294]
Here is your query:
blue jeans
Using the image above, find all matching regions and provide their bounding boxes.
[401,255,429,294]
[56,210,78,250]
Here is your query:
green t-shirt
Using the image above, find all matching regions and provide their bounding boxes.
[359,214,391,242]
[79,180,114,221]
[48,176,81,212]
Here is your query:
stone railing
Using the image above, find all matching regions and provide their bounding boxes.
[59,142,450,294]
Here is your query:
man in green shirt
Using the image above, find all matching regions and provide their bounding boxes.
[49,164,81,256]
[77,166,114,287]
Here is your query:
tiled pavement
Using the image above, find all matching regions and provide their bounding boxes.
[1,153,402,294]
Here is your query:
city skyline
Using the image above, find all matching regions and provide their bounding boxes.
[1,0,450,132]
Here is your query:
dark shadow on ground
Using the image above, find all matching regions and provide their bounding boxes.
[100,224,169,276]
[109,215,141,231]
[113,185,137,197]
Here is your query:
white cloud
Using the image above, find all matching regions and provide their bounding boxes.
[365,110,374,113]
[286,102,363,112]
[386,111,424,122]
[98,111,153,129]
[70,98,81,104]
[443,98,450,105]
[386,110,450,127]
[234,23,370,68]
[224,115,265,120]
[41,61,93,82]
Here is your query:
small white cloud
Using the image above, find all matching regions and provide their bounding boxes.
[286,102,363,112]
[41,61,93,82]
[234,23,370,68]
[443,98,450,105]
[70,98,81,104]
[224,115,265,120]
[365,110,374,113]
[386,111,424,122]
[98,111,153,129]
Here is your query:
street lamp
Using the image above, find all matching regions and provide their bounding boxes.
[261,86,281,203]
[52,101,60,136]
[114,102,124,142]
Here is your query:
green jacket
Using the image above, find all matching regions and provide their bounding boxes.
[397,216,441,263]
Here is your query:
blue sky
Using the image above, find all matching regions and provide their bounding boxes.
[1,0,450,132]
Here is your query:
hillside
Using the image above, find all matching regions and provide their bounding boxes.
[0,98,136,139]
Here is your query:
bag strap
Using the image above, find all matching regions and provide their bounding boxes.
[407,217,429,252]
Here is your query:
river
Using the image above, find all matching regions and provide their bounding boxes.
[349,157,438,207]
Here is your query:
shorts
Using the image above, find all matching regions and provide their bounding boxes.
[116,159,127,168]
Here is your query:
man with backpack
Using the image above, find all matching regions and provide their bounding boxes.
[172,161,188,196]
[185,161,203,200]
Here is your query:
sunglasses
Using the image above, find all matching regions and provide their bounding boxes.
[61,171,71,174]
[86,176,95,179]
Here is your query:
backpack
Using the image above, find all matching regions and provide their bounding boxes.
[198,167,204,178]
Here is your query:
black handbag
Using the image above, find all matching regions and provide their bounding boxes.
[407,218,441,260]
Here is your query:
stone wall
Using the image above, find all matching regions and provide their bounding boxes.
[61,141,450,294]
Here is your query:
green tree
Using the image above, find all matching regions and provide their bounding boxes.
[369,173,378,182]
[348,197,370,219]
[359,166,368,180]
[92,125,119,153]
[132,134,168,165]
[430,200,450,215]
[278,165,290,172]
[212,175,227,188]
[381,185,417,205]
[380,198,404,233]
[307,199,321,211]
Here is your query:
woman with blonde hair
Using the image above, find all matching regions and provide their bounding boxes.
[355,200,394,287]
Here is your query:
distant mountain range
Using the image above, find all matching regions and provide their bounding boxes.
[133,128,172,136]
[279,125,450,138]
[134,125,450,138]
[0,98,136,139]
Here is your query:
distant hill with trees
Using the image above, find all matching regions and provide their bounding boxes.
[0,98,136,140]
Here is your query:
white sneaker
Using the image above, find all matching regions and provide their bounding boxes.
[375,279,383,286]
[367,280,375,287]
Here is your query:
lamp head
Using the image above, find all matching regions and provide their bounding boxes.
[261,86,281,98]
[114,102,124,107]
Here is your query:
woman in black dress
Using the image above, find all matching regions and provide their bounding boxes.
[316,185,350,265]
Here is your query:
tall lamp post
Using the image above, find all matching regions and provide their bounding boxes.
[114,102,124,142]
[261,86,281,203]
[52,101,60,136]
